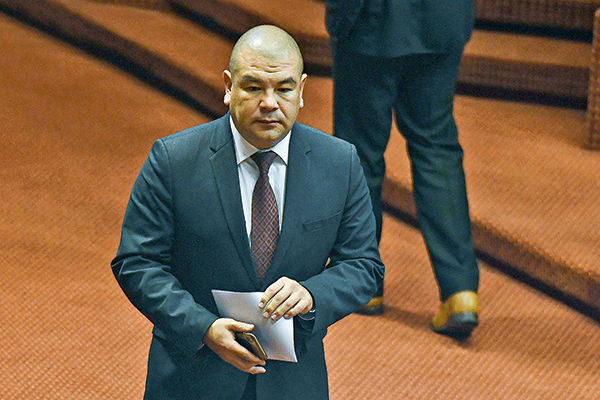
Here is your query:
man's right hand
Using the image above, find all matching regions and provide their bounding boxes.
[203,318,267,374]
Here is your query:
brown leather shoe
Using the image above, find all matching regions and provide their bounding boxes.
[430,291,478,339]
[355,296,384,315]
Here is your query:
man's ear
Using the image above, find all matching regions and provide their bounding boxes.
[299,73,307,108]
[223,70,233,106]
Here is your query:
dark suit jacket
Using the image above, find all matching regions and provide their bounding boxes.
[325,0,474,57]
[111,114,384,400]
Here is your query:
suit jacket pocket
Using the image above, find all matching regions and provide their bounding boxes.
[303,211,342,232]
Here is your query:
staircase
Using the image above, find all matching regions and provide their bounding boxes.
[2,2,600,399]
[1,0,598,314]
[170,0,591,105]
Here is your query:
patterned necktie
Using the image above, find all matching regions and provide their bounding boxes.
[250,151,279,282]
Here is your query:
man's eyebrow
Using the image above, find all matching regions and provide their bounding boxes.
[239,75,261,84]
[237,75,297,85]
[279,77,297,85]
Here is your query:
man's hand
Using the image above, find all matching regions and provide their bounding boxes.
[259,277,314,321]
[203,318,266,374]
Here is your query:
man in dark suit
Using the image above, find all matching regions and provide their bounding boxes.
[325,0,480,337]
[111,25,384,400]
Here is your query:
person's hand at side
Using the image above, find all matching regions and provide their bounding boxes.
[203,318,266,374]
[259,277,314,321]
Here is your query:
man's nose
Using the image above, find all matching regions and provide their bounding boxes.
[260,90,279,110]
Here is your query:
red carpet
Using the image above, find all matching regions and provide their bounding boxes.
[1,3,600,399]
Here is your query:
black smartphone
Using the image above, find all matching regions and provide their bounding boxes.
[235,332,268,361]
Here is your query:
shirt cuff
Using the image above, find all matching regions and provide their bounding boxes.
[298,308,316,321]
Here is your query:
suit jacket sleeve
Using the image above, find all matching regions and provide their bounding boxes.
[300,143,384,334]
[111,139,218,356]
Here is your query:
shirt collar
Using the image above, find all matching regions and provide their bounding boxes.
[230,116,290,166]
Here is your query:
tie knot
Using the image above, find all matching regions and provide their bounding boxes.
[251,151,277,175]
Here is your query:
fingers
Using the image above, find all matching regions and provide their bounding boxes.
[259,279,285,309]
[232,343,267,373]
[206,318,253,342]
[259,277,313,321]
[249,366,267,374]
[202,280,314,373]
[203,318,266,374]
[229,319,255,334]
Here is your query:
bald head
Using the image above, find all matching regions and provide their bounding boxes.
[223,25,307,150]
[229,25,304,77]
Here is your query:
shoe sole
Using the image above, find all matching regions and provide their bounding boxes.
[430,312,479,339]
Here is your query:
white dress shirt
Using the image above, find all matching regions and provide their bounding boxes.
[230,117,290,239]
[230,118,316,318]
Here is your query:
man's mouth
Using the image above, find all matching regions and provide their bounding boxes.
[256,119,279,126]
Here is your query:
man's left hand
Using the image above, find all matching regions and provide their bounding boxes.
[259,277,314,321]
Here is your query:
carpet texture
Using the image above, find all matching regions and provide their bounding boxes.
[1,3,600,400]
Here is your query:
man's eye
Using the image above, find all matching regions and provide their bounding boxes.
[278,88,292,93]
[246,86,261,92]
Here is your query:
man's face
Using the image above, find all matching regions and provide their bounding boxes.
[224,48,306,149]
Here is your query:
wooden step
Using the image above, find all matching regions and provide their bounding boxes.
[171,0,590,104]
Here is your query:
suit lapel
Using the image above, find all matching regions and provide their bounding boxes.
[209,116,261,288]
[265,125,311,284]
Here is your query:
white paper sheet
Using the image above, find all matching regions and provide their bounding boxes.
[211,290,297,362]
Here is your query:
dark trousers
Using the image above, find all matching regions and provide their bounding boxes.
[331,45,479,301]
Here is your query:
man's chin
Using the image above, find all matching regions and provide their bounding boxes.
[250,129,288,149]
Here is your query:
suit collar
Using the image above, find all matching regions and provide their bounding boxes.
[208,112,233,153]
[209,114,262,288]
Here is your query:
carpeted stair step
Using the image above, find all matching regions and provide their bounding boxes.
[382,96,600,315]
[0,0,229,117]
[474,0,600,33]
[171,0,591,104]
[3,13,600,399]
[461,29,589,102]
[0,0,335,125]
[169,0,332,73]
[1,0,598,313]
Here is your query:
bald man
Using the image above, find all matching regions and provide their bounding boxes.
[112,25,384,400]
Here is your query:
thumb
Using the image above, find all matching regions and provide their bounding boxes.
[230,320,254,333]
